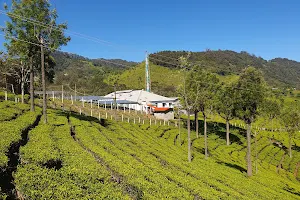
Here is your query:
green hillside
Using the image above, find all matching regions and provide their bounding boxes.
[0,101,299,199]
[115,62,181,96]
[50,50,300,97]
[150,50,300,88]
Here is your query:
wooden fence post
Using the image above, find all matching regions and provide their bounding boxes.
[122,114,124,122]
[139,117,141,123]
[98,112,101,120]
[128,118,130,123]
[134,118,136,124]
[4,91,7,101]
[106,112,108,119]
[71,95,73,105]
[61,85,64,104]
[80,108,82,115]
[90,109,93,117]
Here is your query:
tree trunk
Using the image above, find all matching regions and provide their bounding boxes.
[246,123,252,176]
[289,134,292,158]
[271,118,274,132]
[255,131,258,174]
[21,65,24,104]
[114,84,117,121]
[178,111,181,144]
[195,111,199,138]
[226,119,230,145]
[30,56,35,112]
[187,109,191,162]
[204,113,208,158]
[41,41,47,123]
[21,80,24,104]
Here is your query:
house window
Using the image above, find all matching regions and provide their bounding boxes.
[162,103,166,107]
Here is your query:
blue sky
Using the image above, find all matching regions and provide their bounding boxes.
[0,0,300,62]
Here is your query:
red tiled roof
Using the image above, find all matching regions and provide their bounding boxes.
[149,106,170,112]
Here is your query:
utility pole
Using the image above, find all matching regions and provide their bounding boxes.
[40,37,47,123]
[145,51,151,92]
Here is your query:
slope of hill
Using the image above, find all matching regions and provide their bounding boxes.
[50,50,300,96]
[51,52,138,95]
[150,50,300,88]
[52,51,137,72]
[0,101,299,199]
[115,62,181,96]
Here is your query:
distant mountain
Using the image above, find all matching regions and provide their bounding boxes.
[52,51,137,72]
[50,51,137,95]
[50,50,300,96]
[149,50,300,88]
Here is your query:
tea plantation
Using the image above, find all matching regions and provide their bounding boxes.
[0,101,299,199]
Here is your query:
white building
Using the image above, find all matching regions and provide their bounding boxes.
[104,90,178,120]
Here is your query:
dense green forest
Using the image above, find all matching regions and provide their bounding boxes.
[150,50,300,88]
[50,52,137,94]
[50,50,300,96]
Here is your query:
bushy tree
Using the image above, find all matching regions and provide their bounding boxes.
[216,84,236,145]
[261,98,281,132]
[280,106,300,158]
[4,0,70,121]
[177,54,197,162]
[188,66,219,158]
[234,67,266,176]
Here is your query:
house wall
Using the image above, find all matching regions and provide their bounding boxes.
[154,111,174,120]
[157,102,174,108]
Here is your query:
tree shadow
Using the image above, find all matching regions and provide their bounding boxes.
[292,145,300,152]
[183,118,243,145]
[217,161,246,173]
[53,109,111,127]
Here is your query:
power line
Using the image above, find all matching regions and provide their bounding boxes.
[0,10,133,50]
[0,32,134,69]
[149,56,267,93]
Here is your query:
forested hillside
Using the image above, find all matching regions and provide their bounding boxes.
[50,50,300,96]
[51,52,137,95]
[150,50,300,88]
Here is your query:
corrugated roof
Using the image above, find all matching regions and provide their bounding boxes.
[104,90,175,104]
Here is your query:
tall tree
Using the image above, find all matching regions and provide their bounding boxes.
[189,67,219,158]
[177,54,199,162]
[261,98,281,132]
[216,84,236,145]
[4,0,70,122]
[234,67,266,177]
[280,106,300,158]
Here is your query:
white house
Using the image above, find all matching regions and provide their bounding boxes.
[104,90,178,120]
